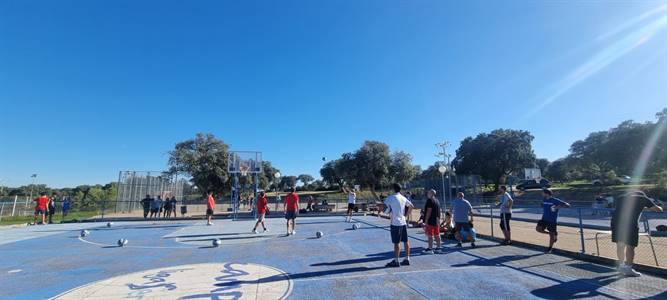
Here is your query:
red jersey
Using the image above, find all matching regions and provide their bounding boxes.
[285,193,299,212]
[257,196,268,214]
[207,195,216,209]
[35,196,49,210]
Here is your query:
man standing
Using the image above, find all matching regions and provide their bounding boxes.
[170,197,178,218]
[344,187,356,222]
[284,187,299,235]
[62,196,71,219]
[33,192,49,225]
[48,192,57,224]
[206,191,215,226]
[451,192,476,248]
[612,191,663,277]
[497,186,513,245]
[384,183,414,267]
[149,195,159,218]
[140,194,151,219]
[536,189,570,253]
[423,189,442,254]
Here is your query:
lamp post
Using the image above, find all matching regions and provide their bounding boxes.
[438,165,447,211]
[274,172,281,211]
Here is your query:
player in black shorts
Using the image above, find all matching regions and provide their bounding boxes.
[611,191,662,277]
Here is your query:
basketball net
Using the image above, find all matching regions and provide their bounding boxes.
[239,164,250,177]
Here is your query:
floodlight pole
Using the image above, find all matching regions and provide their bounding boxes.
[435,142,451,210]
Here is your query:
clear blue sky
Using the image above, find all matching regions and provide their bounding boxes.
[1,1,666,188]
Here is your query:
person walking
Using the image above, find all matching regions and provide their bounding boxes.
[536,189,570,253]
[423,189,442,254]
[284,187,299,235]
[611,191,663,277]
[496,186,513,245]
[252,191,269,233]
[451,192,476,248]
[384,183,414,268]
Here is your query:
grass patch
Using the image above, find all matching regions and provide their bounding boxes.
[0,210,99,226]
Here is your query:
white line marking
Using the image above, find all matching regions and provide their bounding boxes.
[8,269,22,273]
[293,266,486,282]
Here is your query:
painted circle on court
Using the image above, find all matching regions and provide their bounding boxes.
[53,263,292,299]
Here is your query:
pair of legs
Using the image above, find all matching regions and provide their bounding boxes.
[143,209,149,219]
[500,213,512,244]
[616,242,636,266]
[33,210,45,224]
[286,218,296,234]
[206,208,214,225]
[535,220,558,252]
[48,211,55,223]
[149,209,158,218]
[346,204,354,222]
[425,225,442,250]
[253,213,267,232]
[387,225,410,266]
[454,223,476,246]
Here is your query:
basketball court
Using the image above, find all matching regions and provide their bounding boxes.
[1,215,666,299]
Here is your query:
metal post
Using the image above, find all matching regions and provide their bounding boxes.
[12,195,17,217]
[253,173,259,220]
[0,202,5,222]
[233,174,239,221]
[490,205,494,238]
[578,208,586,254]
[441,172,447,212]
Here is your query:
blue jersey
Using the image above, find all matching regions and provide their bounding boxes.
[542,197,566,223]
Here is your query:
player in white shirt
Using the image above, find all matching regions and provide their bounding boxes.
[344,187,356,222]
[383,183,414,268]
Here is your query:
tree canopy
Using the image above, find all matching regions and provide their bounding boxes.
[453,129,536,187]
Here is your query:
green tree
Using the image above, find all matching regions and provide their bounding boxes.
[352,141,392,192]
[297,174,315,187]
[279,176,298,190]
[535,158,550,173]
[167,133,230,195]
[454,129,537,188]
[390,151,418,184]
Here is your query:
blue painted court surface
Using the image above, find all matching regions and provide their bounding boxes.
[1,215,666,299]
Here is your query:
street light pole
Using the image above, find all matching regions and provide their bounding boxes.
[274,172,281,211]
[29,174,37,201]
[435,141,451,210]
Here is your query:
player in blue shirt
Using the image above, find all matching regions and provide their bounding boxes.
[535,189,570,253]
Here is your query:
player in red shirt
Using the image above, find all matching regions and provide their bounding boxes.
[206,190,215,226]
[284,187,299,235]
[33,192,49,225]
[252,191,269,233]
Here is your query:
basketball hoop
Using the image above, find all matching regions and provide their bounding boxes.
[239,164,250,177]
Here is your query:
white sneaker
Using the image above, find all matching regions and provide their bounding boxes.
[252,229,258,234]
[207,222,213,226]
[423,249,434,255]
[621,265,642,277]
[292,230,296,235]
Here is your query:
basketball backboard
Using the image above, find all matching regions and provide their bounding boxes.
[228,151,263,175]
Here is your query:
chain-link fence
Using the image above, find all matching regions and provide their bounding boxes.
[467,197,667,268]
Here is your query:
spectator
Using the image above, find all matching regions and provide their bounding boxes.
[170,197,178,218]
[140,194,151,219]
[62,196,71,219]
[163,196,172,218]
[423,189,442,254]
[149,196,159,218]
[611,191,663,277]
[451,192,476,248]
[496,186,513,245]
[384,183,414,268]
[48,192,57,224]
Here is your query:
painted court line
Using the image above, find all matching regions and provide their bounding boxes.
[77,236,195,249]
[292,265,486,282]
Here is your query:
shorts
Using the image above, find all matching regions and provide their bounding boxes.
[390,225,408,244]
[206,208,214,216]
[285,211,297,220]
[151,208,159,214]
[34,208,46,215]
[454,222,472,234]
[424,224,440,237]
[347,203,355,210]
[611,222,640,247]
[499,213,512,231]
[257,213,266,221]
[537,219,558,235]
